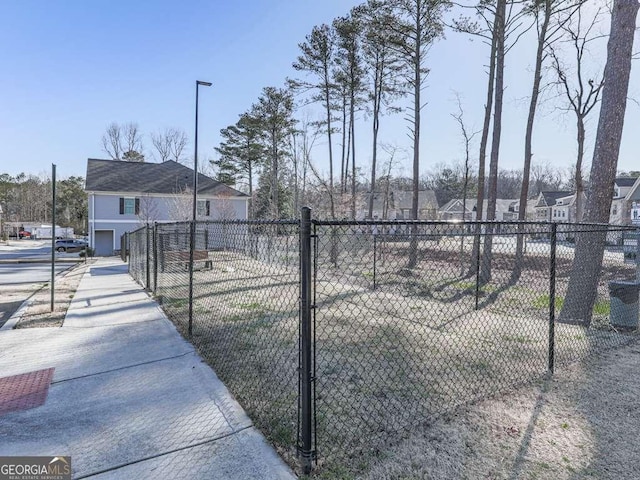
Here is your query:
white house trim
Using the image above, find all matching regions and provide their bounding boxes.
[90,219,143,224]
[86,190,248,201]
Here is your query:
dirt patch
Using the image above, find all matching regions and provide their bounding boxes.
[16,262,92,328]
[364,341,640,480]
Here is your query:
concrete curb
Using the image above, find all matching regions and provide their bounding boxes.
[1,262,87,331]
[1,295,37,331]
[0,258,85,264]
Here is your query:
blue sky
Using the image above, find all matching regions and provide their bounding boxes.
[0,0,638,181]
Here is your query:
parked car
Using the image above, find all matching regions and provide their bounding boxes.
[18,230,31,239]
[55,238,86,252]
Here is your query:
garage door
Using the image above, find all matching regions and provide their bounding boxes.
[94,230,114,256]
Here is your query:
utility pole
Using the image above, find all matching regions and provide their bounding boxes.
[51,164,56,312]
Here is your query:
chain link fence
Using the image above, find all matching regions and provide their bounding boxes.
[127,213,640,477]
[128,226,148,288]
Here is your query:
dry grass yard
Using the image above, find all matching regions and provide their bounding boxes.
[151,232,639,478]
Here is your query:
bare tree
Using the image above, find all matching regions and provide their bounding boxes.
[549,4,606,222]
[514,0,585,279]
[101,122,145,161]
[451,93,480,222]
[167,186,193,222]
[559,0,639,326]
[151,128,188,163]
[451,93,480,273]
[378,143,406,219]
[137,194,160,226]
[292,114,319,212]
[101,123,123,160]
[122,123,144,161]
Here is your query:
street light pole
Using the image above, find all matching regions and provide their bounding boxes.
[189,80,212,336]
[51,164,56,312]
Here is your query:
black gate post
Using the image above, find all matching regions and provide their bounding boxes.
[548,222,557,374]
[299,206,315,474]
[145,225,151,292]
[153,222,158,295]
[188,220,195,337]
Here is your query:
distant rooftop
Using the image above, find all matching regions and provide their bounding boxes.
[537,191,573,208]
[615,177,638,188]
[85,159,246,197]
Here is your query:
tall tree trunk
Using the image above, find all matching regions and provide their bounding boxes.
[515,0,551,277]
[292,133,299,213]
[368,65,382,220]
[344,107,352,197]
[325,82,336,219]
[575,116,586,222]
[469,24,498,276]
[340,95,347,194]
[272,132,279,220]
[408,12,421,270]
[350,91,357,219]
[480,0,506,284]
[559,0,639,326]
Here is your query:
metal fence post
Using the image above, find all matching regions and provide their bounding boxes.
[125,233,130,270]
[145,225,151,291]
[548,222,557,374]
[153,222,158,295]
[373,234,377,291]
[475,226,481,310]
[299,206,315,474]
[188,220,195,337]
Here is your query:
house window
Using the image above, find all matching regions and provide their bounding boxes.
[197,200,210,217]
[119,197,139,215]
[553,210,557,218]
[562,211,566,218]
[612,205,618,215]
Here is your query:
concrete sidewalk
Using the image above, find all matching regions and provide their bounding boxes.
[0,258,296,479]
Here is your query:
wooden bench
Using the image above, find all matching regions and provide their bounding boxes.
[161,250,212,272]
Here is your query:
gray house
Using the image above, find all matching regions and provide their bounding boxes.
[86,159,248,256]
[360,190,439,220]
[439,198,519,221]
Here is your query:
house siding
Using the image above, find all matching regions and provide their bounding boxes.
[88,192,248,255]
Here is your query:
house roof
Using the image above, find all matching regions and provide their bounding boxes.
[536,191,573,208]
[393,190,439,210]
[440,198,518,214]
[615,177,637,188]
[85,159,246,197]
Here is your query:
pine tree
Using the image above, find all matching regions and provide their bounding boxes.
[213,112,264,217]
[252,87,297,220]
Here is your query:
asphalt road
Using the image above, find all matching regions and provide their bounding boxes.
[0,240,85,261]
[0,263,72,285]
